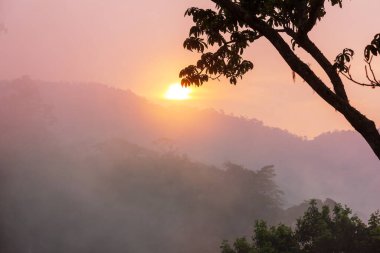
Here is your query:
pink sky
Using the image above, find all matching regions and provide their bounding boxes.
[0,0,379,137]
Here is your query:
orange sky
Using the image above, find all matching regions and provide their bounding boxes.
[0,0,379,138]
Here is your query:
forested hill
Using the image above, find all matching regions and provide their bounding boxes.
[1,133,285,253]
[0,78,379,215]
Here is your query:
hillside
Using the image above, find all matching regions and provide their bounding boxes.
[0,136,284,253]
[0,78,379,216]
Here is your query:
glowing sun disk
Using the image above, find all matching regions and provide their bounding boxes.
[165,83,191,100]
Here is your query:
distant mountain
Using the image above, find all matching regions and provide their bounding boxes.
[0,78,379,216]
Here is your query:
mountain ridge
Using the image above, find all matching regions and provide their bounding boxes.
[0,78,378,216]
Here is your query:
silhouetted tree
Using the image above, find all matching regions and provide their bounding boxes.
[221,200,380,253]
[180,0,380,159]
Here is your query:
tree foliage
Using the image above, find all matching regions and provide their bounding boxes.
[221,200,380,253]
[180,0,344,86]
[180,0,380,160]
[334,34,380,88]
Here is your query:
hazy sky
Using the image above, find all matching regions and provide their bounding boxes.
[0,0,379,137]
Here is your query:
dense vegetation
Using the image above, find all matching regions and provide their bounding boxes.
[221,200,380,253]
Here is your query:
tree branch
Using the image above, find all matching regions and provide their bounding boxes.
[210,0,380,159]
[366,59,380,85]
[212,0,343,109]
[298,0,325,36]
[341,71,377,87]
[296,34,349,101]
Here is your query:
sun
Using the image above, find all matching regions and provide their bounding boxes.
[164,83,192,100]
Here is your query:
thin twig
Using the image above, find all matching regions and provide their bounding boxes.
[340,71,378,87]
[367,61,379,84]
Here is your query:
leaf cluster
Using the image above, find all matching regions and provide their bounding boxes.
[180,7,256,86]
[180,0,345,87]
[333,48,354,73]
[364,33,380,62]
[334,34,380,88]
[237,0,342,32]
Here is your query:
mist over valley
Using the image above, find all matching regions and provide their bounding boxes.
[0,78,379,252]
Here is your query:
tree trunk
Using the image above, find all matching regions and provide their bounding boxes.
[262,25,380,160]
[340,105,380,159]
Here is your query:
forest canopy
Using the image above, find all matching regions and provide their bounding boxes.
[221,200,380,253]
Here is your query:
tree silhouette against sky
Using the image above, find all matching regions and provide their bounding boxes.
[220,200,380,253]
[180,0,380,159]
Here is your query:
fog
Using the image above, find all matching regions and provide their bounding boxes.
[0,79,379,252]
[1,1,380,251]
[0,80,283,252]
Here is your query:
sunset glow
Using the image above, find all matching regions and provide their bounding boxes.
[1,1,380,252]
[164,83,191,100]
